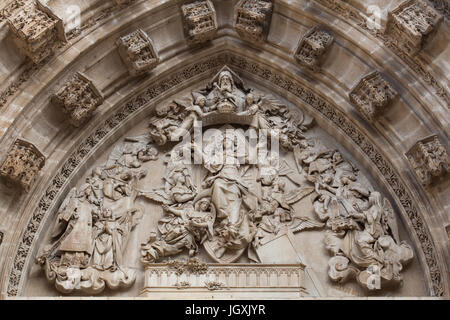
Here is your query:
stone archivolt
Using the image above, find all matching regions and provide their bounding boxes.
[51,72,104,127]
[181,0,218,44]
[0,139,45,192]
[294,26,334,72]
[349,71,398,122]
[5,0,66,64]
[34,65,415,295]
[406,135,449,186]
[116,29,159,76]
[233,0,273,43]
[387,0,443,57]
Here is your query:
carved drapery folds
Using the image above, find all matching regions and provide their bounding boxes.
[5,0,66,64]
[349,71,398,122]
[233,0,273,43]
[0,139,45,192]
[294,26,334,71]
[116,29,159,76]
[181,0,218,44]
[406,135,449,186]
[51,72,104,127]
[387,0,443,56]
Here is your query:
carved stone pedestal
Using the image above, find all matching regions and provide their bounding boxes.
[140,263,308,299]
[6,0,66,64]
[233,0,273,43]
[181,0,218,44]
[294,26,334,72]
[51,72,104,127]
[0,139,45,192]
[406,135,449,186]
[116,29,159,76]
[387,0,443,56]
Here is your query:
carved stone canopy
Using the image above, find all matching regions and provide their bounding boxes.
[387,0,443,57]
[294,26,334,71]
[6,0,66,64]
[51,72,104,127]
[233,0,273,43]
[116,29,159,76]
[0,139,45,192]
[181,0,218,44]
[349,71,398,122]
[406,135,449,186]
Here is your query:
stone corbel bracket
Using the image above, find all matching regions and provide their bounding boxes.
[349,71,398,122]
[0,138,46,192]
[294,26,334,72]
[180,0,218,45]
[233,0,273,43]
[406,134,449,187]
[6,0,66,64]
[116,29,160,76]
[386,0,443,57]
[51,72,104,127]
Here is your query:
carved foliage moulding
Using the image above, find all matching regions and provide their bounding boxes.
[117,29,159,76]
[6,0,66,64]
[233,0,273,43]
[5,52,444,297]
[294,26,334,72]
[181,0,218,44]
[0,139,45,192]
[349,71,398,122]
[51,72,104,127]
[406,135,449,186]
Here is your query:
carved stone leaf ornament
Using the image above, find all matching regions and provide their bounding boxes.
[349,71,398,122]
[117,29,159,76]
[51,72,104,127]
[233,0,273,43]
[6,0,66,64]
[0,139,45,192]
[406,135,449,186]
[181,0,218,44]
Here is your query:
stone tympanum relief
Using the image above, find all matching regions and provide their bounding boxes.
[36,66,414,295]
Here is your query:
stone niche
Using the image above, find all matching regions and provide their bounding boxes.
[181,0,218,45]
[349,71,398,122]
[294,26,334,72]
[0,139,45,192]
[406,135,449,186]
[26,69,427,298]
[6,0,66,64]
[387,0,443,56]
[116,29,159,76]
[233,0,273,43]
[51,72,104,127]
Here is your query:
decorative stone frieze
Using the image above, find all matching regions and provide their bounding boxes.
[116,29,159,76]
[387,0,443,56]
[51,72,104,127]
[181,0,218,44]
[349,71,398,122]
[0,139,45,192]
[6,0,66,64]
[233,0,273,43]
[406,135,449,186]
[294,26,334,71]
[114,0,135,5]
